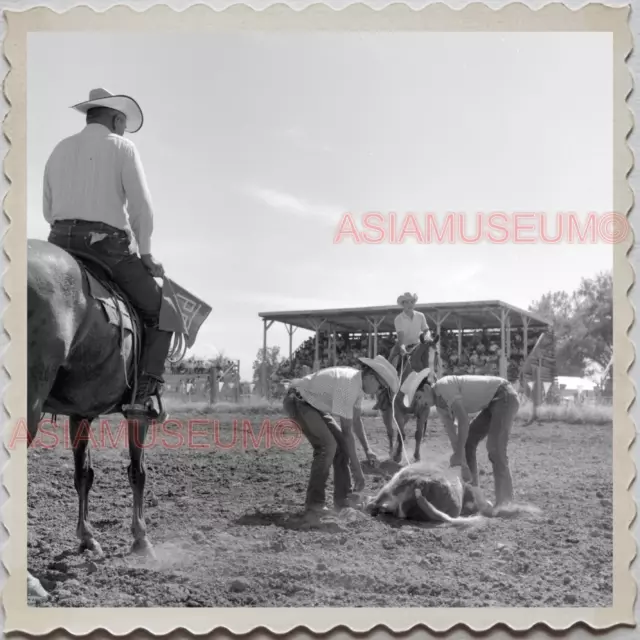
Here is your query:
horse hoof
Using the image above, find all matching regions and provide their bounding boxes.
[27,573,49,600]
[79,539,104,557]
[130,538,155,557]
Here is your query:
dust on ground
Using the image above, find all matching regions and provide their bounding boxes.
[27,411,613,607]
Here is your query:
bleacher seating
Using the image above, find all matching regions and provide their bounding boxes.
[273,325,550,384]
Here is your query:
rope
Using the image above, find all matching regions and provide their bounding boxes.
[163,278,190,366]
[389,353,411,466]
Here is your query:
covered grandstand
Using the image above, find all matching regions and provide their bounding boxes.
[258,300,556,399]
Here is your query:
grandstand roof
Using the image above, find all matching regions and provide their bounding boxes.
[259,300,550,333]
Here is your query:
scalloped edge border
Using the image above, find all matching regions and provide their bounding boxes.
[1,1,636,635]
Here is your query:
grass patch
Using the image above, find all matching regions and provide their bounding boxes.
[516,399,612,425]
[164,396,613,424]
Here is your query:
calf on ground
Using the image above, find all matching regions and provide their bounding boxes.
[365,462,492,526]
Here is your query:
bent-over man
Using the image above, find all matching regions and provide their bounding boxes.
[402,371,519,508]
[284,355,400,517]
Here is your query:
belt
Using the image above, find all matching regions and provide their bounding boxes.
[52,219,124,234]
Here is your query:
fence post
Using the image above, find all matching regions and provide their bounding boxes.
[209,366,218,405]
[532,359,542,421]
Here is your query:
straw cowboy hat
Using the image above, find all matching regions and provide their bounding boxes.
[400,368,432,408]
[71,88,144,133]
[397,292,418,306]
[358,355,400,393]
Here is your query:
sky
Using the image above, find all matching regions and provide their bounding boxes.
[27,32,614,380]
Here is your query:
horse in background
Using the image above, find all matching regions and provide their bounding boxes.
[375,336,440,463]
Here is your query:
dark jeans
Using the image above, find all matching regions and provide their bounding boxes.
[48,219,173,381]
[283,390,352,509]
[464,381,520,506]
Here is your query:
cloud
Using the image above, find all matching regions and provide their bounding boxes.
[449,264,485,284]
[229,291,354,311]
[280,126,334,153]
[248,186,342,223]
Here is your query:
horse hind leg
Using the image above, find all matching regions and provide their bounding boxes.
[413,406,429,462]
[127,417,154,556]
[392,405,408,464]
[380,404,396,458]
[69,416,104,556]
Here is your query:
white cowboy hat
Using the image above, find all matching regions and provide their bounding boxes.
[358,355,400,393]
[400,368,432,408]
[397,292,418,305]
[71,88,144,133]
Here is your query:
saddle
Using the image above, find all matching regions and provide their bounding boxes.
[66,248,163,415]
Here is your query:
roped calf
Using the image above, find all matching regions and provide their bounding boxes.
[365,461,493,527]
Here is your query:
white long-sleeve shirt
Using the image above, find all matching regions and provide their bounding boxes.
[43,123,155,254]
[291,367,364,420]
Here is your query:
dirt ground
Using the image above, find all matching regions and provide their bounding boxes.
[27,409,613,608]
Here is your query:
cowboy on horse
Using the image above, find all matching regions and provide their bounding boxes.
[388,292,432,373]
[42,88,172,419]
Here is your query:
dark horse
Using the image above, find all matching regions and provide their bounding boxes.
[376,336,440,463]
[27,239,165,599]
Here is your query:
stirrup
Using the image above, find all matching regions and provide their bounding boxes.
[123,387,167,422]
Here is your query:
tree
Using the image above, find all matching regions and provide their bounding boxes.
[572,271,613,370]
[252,345,284,395]
[528,270,612,376]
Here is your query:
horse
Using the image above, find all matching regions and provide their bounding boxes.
[375,336,440,463]
[26,238,171,600]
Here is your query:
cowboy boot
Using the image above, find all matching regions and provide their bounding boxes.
[124,374,167,422]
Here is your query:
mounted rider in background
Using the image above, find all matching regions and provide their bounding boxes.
[388,292,432,372]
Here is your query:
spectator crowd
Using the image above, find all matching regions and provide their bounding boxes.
[272,326,547,386]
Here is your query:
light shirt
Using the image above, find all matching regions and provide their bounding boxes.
[394,310,428,345]
[433,375,505,415]
[291,367,364,420]
[43,123,155,255]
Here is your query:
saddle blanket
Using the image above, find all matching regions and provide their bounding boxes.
[85,271,134,333]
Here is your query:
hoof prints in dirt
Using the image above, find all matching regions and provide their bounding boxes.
[27,415,613,607]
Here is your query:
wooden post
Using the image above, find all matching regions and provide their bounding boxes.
[522,315,530,359]
[262,319,274,399]
[365,316,385,357]
[456,316,463,360]
[331,325,337,365]
[486,307,508,378]
[536,356,543,404]
[262,319,267,399]
[209,366,217,404]
[310,318,326,372]
[499,309,507,378]
[236,360,241,403]
[285,323,297,361]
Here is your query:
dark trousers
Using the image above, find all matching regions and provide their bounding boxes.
[282,390,352,509]
[48,219,173,381]
[464,381,520,506]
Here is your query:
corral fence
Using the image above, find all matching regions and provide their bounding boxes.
[164,360,245,404]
